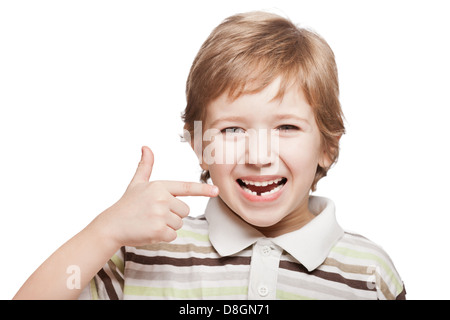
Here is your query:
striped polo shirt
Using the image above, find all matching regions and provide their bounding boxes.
[79,196,406,300]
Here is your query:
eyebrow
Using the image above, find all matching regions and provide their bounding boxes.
[209,116,247,128]
[273,114,310,125]
[209,114,310,128]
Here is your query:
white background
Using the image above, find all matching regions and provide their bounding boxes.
[1,0,449,300]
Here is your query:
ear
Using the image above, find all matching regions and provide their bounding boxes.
[184,124,209,171]
[199,159,209,171]
[318,151,333,169]
[318,135,341,169]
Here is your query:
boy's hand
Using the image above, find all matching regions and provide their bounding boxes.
[96,146,219,248]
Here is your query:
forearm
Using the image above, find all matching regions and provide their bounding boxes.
[13,215,120,300]
[13,146,217,299]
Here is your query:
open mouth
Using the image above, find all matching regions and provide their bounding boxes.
[236,177,288,197]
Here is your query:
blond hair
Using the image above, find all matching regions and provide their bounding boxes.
[182,11,345,191]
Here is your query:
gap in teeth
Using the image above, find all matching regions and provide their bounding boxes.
[238,178,286,196]
[241,183,283,196]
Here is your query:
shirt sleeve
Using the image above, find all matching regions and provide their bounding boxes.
[371,248,406,300]
[78,247,125,300]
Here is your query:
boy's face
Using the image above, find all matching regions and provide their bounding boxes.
[199,78,331,234]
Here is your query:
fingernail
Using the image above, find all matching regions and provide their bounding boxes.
[211,186,219,196]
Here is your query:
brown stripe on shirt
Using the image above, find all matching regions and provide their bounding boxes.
[125,251,251,267]
[279,260,376,292]
[136,243,218,255]
[97,268,119,300]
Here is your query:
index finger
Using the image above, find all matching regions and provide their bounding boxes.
[161,181,219,197]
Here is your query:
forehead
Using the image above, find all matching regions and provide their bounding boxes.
[205,78,315,126]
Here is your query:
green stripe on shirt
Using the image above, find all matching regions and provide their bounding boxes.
[124,285,248,298]
[176,229,210,242]
[331,246,403,293]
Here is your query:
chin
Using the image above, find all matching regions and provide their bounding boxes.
[236,209,284,228]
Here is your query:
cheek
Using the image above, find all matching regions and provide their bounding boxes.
[201,136,247,168]
[279,137,321,174]
[208,163,236,196]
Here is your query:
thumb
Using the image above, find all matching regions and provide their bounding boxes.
[131,146,154,183]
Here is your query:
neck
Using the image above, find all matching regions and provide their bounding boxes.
[254,198,315,238]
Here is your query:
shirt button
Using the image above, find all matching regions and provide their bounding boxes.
[261,245,271,256]
[258,285,269,297]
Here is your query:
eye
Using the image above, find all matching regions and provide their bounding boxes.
[276,125,300,132]
[221,127,246,134]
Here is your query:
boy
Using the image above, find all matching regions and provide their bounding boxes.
[14,11,405,300]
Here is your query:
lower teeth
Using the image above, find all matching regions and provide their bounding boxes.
[242,184,283,196]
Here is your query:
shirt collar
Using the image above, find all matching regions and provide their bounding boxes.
[204,195,344,271]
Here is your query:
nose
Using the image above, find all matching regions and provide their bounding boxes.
[247,129,279,167]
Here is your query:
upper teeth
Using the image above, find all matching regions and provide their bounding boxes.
[241,178,283,186]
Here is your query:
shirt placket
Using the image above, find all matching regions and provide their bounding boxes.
[247,238,282,299]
